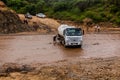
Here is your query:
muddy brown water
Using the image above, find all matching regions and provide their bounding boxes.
[0,33,120,65]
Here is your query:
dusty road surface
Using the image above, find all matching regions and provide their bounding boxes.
[0,33,120,65]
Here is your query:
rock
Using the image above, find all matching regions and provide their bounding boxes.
[0,73,8,77]
[20,65,35,72]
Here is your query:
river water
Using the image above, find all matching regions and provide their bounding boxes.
[0,34,120,65]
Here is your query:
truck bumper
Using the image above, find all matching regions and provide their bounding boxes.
[65,41,82,47]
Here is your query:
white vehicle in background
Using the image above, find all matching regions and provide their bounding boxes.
[36,13,46,18]
[56,24,84,48]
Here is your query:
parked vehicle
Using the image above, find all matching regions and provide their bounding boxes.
[36,13,46,18]
[24,13,32,19]
[55,24,84,48]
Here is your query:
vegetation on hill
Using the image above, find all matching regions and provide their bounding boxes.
[2,0,120,25]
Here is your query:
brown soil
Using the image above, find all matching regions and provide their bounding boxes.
[0,2,120,79]
[18,14,60,34]
[0,57,120,80]
[0,1,33,34]
[0,33,120,79]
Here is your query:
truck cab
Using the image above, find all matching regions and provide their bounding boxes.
[57,24,83,48]
[64,28,83,47]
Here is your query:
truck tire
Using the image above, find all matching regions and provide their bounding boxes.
[62,40,67,48]
[79,45,82,48]
[64,44,67,48]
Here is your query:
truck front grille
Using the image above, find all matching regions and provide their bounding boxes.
[71,43,78,45]
[69,37,80,42]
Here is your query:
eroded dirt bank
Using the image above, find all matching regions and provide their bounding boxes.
[0,1,32,34]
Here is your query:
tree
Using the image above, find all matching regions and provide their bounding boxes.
[53,2,69,12]
[35,0,45,13]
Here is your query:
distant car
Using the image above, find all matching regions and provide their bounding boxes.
[24,13,32,19]
[36,13,46,18]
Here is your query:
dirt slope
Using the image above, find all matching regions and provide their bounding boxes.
[19,14,60,33]
[0,1,32,34]
[19,14,60,29]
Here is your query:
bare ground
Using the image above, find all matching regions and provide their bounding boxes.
[0,57,120,80]
[0,15,120,80]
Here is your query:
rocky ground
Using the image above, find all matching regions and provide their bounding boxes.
[0,57,120,80]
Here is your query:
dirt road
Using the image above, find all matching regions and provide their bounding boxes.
[0,33,120,65]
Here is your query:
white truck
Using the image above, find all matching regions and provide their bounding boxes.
[56,24,84,47]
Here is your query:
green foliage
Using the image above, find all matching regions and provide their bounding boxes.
[70,7,81,15]
[53,2,70,12]
[110,5,119,13]
[35,0,45,13]
[115,16,120,24]
[2,0,120,25]
[85,11,103,22]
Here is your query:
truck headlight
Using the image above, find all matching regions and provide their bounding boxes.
[65,37,70,41]
[79,38,82,41]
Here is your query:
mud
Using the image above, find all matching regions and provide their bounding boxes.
[0,33,120,79]
[0,33,120,65]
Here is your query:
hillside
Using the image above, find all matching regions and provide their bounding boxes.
[18,14,60,34]
[2,0,120,26]
[0,1,31,34]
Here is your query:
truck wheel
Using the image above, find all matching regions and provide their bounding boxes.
[62,40,67,48]
[64,44,67,48]
[79,45,82,48]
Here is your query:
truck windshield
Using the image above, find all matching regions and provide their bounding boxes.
[65,28,82,36]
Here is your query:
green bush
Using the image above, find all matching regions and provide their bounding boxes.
[115,16,120,24]
[116,12,120,16]
[53,2,68,12]
[84,11,95,19]
[79,15,86,21]
[84,11,103,22]
[110,5,119,13]
[70,7,81,15]
[24,4,36,15]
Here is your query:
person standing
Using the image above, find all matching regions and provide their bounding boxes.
[94,25,98,32]
[24,18,28,24]
[97,25,101,32]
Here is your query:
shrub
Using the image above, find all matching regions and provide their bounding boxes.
[84,11,94,18]
[110,5,119,13]
[115,16,120,24]
[84,11,103,22]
